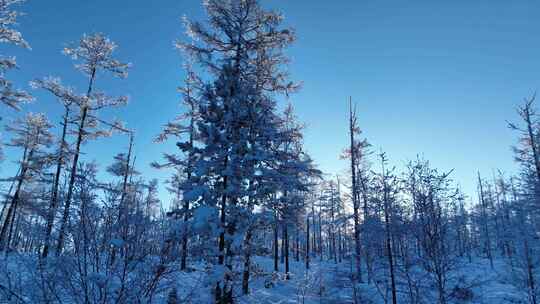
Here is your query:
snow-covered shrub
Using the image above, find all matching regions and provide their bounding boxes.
[451,285,474,302]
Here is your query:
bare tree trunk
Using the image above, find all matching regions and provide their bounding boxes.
[4,203,18,252]
[358,172,373,283]
[524,238,538,304]
[284,223,290,280]
[281,224,285,264]
[337,177,343,264]
[274,209,279,272]
[118,133,134,238]
[56,67,96,254]
[318,201,323,260]
[181,84,195,271]
[381,155,397,304]
[385,213,397,304]
[42,106,70,258]
[348,98,363,282]
[0,167,19,228]
[0,145,32,250]
[306,217,310,270]
[242,228,253,295]
[330,185,337,264]
[311,197,317,259]
[295,226,300,262]
[477,172,493,268]
[338,224,342,263]
[215,159,229,303]
[109,133,134,266]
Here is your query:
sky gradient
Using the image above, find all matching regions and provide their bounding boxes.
[1,0,538,205]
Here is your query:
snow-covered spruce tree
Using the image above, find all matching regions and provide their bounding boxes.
[50,33,129,255]
[0,113,53,251]
[175,0,301,301]
[0,0,33,114]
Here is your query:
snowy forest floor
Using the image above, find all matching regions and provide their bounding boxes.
[0,254,528,303]
[173,256,526,304]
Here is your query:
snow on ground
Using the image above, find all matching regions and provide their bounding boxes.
[168,255,529,303]
[0,254,530,303]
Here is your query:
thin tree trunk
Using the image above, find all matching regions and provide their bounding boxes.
[330,185,337,264]
[42,105,70,258]
[56,67,96,254]
[285,223,290,279]
[215,155,230,303]
[118,133,134,239]
[181,77,196,271]
[4,202,18,252]
[274,214,279,272]
[0,144,32,250]
[477,172,493,268]
[180,113,194,271]
[358,170,372,282]
[0,167,20,226]
[318,203,322,260]
[381,157,397,304]
[295,226,300,262]
[348,98,363,282]
[281,224,285,264]
[524,238,537,304]
[306,217,310,270]
[242,228,253,295]
[338,224,342,263]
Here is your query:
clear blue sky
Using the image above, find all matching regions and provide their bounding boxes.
[1,0,538,205]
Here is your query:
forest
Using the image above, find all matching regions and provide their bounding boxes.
[0,0,538,303]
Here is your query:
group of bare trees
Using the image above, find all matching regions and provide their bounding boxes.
[331,94,540,304]
[0,1,175,302]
